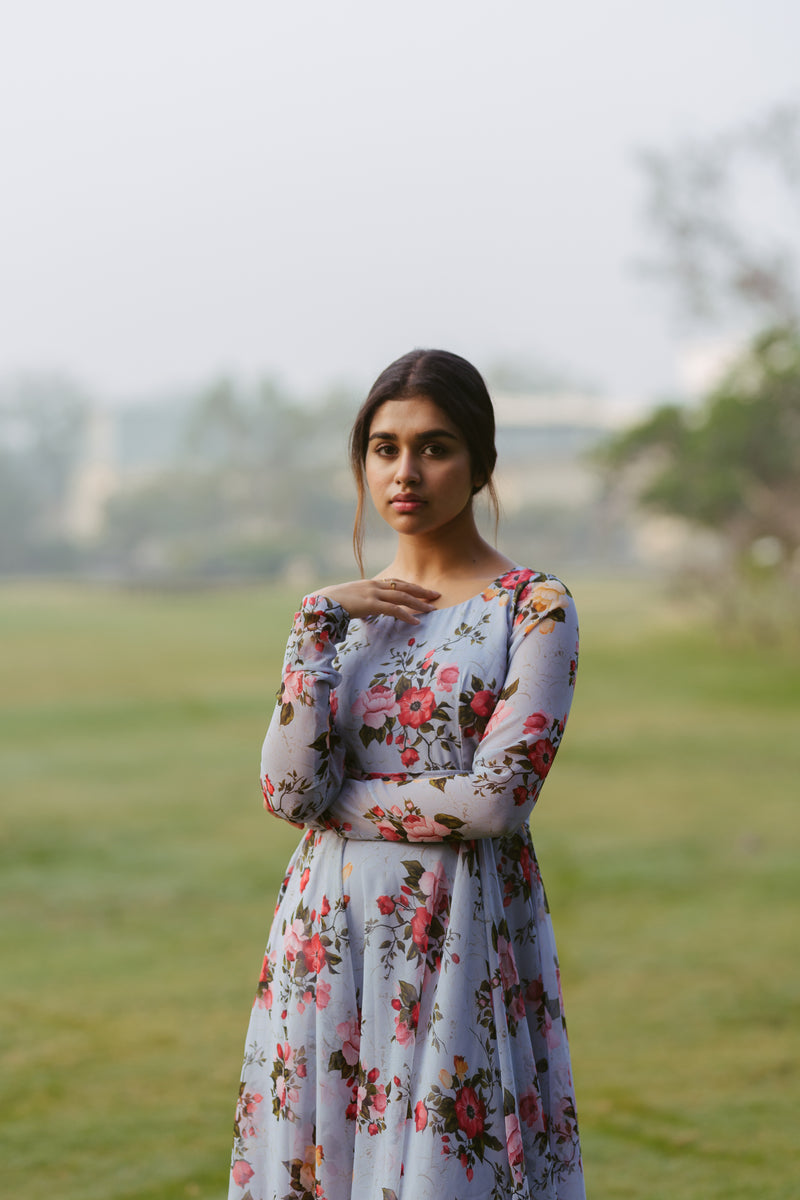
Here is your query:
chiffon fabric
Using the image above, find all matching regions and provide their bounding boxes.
[228,567,585,1200]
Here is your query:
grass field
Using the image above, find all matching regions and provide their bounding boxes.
[1,578,798,1199]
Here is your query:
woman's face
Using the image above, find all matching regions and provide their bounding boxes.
[365,395,478,538]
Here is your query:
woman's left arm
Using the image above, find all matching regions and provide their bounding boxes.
[321,582,579,841]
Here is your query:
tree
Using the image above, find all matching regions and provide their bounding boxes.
[637,105,800,328]
[600,326,800,576]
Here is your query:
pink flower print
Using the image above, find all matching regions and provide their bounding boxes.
[523,711,551,736]
[400,746,419,768]
[519,1087,542,1128]
[483,698,510,737]
[419,866,448,914]
[351,684,399,728]
[402,812,451,841]
[505,1113,525,1178]
[394,1018,413,1045]
[497,935,519,992]
[330,689,339,718]
[315,979,331,1009]
[510,991,526,1023]
[283,918,306,963]
[543,1006,562,1049]
[414,1100,428,1131]
[337,1018,361,1066]
[282,669,307,703]
[434,663,459,692]
[370,1084,388,1116]
[231,1160,255,1187]
[470,689,496,718]
[299,867,311,892]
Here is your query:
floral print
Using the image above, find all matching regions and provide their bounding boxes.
[229,568,584,1199]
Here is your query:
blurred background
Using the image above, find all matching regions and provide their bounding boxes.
[1,3,798,1198]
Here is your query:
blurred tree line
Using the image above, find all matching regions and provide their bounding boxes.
[599,105,800,624]
[2,106,798,604]
[0,377,358,581]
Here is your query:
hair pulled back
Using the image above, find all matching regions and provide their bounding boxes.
[349,348,500,574]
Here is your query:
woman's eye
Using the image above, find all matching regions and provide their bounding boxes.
[374,443,397,456]
[423,443,445,457]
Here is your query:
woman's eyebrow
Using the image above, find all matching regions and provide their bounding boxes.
[367,428,459,442]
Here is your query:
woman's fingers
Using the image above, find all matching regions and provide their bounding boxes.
[318,578,440,621]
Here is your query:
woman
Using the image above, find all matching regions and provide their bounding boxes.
[229,350,584,1200]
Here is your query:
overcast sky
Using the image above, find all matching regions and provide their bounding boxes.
[1,1,798,406]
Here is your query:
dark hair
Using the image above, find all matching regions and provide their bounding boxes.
[349,348,500,573]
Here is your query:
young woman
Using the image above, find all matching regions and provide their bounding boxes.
[228,350,584,1200]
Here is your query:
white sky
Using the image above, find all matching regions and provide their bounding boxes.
[1,1,798,405]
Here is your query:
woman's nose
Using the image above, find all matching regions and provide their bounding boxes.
[395,452,420,484]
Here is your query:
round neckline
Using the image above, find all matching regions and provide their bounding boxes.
[420,563,523,615]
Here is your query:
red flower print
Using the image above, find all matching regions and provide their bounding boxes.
[299,867,310,892]
[377,895,396,915]
[414,1099,428,1131]
[513,785,528,806]
[410,905,431,952]
[523,711,550,735]
[400,746,419,768]
[320,895,330,917]
[528,738,556,778]
[231,1160,255,1186]
[303,932,326,974]
[470,689,496,718]
[398,686,435,729]
[454,1086,485,1139]
[368,1122,379,1136]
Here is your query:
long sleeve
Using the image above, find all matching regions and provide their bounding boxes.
[259,594,350,827]
[321,578,579,842]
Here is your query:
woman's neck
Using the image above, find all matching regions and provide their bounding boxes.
[380,528,515,600]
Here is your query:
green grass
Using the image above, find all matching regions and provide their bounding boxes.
[1,578,798,1199]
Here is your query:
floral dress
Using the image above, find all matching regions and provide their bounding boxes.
[228,567,584,1200]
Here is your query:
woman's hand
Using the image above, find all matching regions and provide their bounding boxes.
[318,578,440,624]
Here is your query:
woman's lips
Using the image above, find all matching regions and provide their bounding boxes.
[391,495,425,512]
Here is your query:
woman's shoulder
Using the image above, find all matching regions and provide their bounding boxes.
[480,567,577,641]
[483,565,573,605]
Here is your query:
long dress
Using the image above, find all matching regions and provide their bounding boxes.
[228,566,585,1200]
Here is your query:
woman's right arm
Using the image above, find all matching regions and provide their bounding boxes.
[259,594,350,827]
[260,581,439,828]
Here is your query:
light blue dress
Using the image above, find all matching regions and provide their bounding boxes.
[229,567,585,1200]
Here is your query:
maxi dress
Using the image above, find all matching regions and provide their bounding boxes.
[228,567,585,1200]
